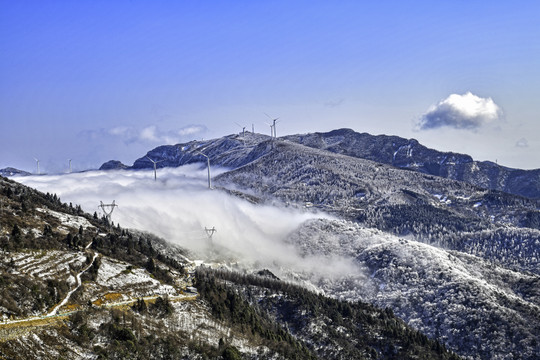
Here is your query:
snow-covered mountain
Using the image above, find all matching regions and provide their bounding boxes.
[7,129,538,359]
[285,218,540,360]
[283,128,540,199]
[111,130,540,359]
[0,167,31,177]
[119,129,540,200]
[0,175,461,359]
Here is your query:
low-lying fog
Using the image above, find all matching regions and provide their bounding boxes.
[16,166,365,285]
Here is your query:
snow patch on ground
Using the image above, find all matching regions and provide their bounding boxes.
[96,257,177,297]
[36,208,95,230]
[9,250,88,280]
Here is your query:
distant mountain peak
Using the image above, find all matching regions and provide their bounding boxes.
[98,160,129,170]
[0,167,31,177]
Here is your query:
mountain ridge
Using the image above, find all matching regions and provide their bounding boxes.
[102,128,539,199]
[283,128,540,199]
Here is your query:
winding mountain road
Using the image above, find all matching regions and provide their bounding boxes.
[47,251,98,316]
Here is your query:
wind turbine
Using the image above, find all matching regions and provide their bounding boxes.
[235,122,247,146]
[266,122,274,138]
[68,159,72,173]
[235,122,246,138]
[264,113,279,138]
[146,156,164,181]
[33,158,40,175]
[196,151,212,189]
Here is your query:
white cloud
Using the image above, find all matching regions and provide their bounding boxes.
[139,126,160,142]
[416,92,503,130]
[136,124,207,144]
[178,125,206,137]
[108,126,133,137]
[515,138,529,148]
[83,124,208,145]
[16,167,341,276]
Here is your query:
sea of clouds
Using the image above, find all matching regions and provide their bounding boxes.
[16,166,365,283]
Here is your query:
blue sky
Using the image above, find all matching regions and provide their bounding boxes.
[1,0,539,172]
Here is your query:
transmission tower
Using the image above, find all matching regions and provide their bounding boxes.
[205,226,217,239]
[99,200,118,225]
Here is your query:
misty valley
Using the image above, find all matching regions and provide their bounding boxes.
[1,129,539,360]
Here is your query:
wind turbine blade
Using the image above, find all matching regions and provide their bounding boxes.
[146,156,156,164]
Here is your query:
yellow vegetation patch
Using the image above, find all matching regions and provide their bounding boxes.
[92,298,103,306]
[0,316,67,341]
[92,292,124,306]
[104,292,123,302]
[64,303,80,311]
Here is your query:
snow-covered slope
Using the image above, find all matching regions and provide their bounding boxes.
[16,129,539,359]
[215,140,539,273]
[283,128,540,199]
[2,175,463,360]
[284,218,540,360]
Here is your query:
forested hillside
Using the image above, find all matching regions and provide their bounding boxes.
[0,175,462,359]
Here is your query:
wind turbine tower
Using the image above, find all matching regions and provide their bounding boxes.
[68,159,72,173]
[264,113,279,138]
[34,158,40,175]
[146,156,164,181]
[196,151,212,189]
[235,122,246,143]
[272,118,279,138]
